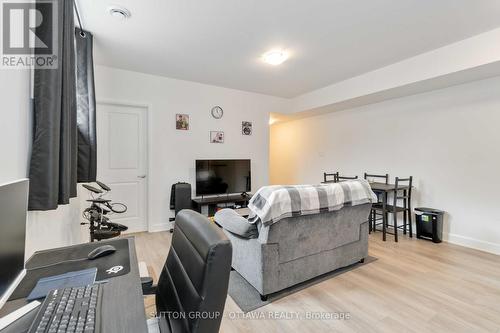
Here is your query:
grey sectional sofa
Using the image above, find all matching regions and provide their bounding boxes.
[222,203,371,299]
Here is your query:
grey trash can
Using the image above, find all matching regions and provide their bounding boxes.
[415,207,445,243]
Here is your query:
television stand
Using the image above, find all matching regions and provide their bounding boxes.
[192,193,252,217]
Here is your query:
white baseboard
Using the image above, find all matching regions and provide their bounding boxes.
[148,222,173,233]
[445,233,500,255]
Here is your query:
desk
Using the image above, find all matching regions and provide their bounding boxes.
[0,238,148,333]
[369,182,411,241]
[192,193,252,216]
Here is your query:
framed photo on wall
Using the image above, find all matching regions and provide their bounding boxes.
[210,131,224,143]
[242,121,252,135]
[176,114,190,130]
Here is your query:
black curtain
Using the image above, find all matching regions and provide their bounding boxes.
[75,28,97,183]
[28,1,97,210]
[29,0,77,211]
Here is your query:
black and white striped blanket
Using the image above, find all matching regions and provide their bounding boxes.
[248,180,377,226]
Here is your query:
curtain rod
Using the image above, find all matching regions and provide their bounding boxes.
[74,0,85,37]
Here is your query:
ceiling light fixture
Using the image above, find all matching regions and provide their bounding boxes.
[262,50,289,66]
[108,6,131,20]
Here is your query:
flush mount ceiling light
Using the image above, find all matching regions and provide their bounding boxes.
[262,50,289,65]
[108,6,131,20]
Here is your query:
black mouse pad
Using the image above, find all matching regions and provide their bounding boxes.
[9,238,131,301]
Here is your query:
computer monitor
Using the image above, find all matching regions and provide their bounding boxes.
[0,179,28,310]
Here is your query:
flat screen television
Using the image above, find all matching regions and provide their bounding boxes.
[196,159,251,196]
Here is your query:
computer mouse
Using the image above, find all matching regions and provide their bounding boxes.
[88,245,116,260]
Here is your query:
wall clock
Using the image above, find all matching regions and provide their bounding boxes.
[211,106,224,119]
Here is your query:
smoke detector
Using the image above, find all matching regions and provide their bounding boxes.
[108,6,131,20]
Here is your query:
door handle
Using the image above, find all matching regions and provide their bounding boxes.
[138,175,147,179]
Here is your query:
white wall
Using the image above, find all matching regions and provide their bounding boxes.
[0,70,30,183]
[94,65,288,231]
[26,199,83,258]
[270,75,500,254]
[0,69,83,259]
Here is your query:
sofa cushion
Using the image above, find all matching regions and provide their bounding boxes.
[215,209,258,239]
[265,203,371,263]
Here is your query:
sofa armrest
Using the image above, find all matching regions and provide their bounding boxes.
[215,209,258,238]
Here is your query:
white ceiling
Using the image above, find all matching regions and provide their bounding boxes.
[79,0,500,98]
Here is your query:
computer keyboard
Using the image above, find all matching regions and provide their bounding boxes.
[28,284,103,333]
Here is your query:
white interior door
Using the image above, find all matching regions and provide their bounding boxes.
[96,103,148,233]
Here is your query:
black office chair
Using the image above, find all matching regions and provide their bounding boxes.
[169,183,200,232]
[143,210,232,333]
[170,183,197,215]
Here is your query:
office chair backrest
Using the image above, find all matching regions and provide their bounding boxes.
[170,183,193,215]
[156,210,232,333]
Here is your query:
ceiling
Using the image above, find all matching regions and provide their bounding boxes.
[78,0,500,98]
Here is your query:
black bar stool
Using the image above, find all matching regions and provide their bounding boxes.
[324,172,358,183]
[364,173,389,233]
[371,176,413,242]
[336,174,358,182]
[323,172,337,183]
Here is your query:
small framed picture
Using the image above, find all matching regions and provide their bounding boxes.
[176,114,189,130]
[242,121,252,135]
[210,131,224,143]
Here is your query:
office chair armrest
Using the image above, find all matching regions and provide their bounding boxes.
[141,277,157,295]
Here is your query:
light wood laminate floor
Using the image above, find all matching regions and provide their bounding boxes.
[132,231,500,333]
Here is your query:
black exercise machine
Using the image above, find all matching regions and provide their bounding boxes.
[81,181,128,242]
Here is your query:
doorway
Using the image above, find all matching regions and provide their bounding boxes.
[96,102,149,233]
